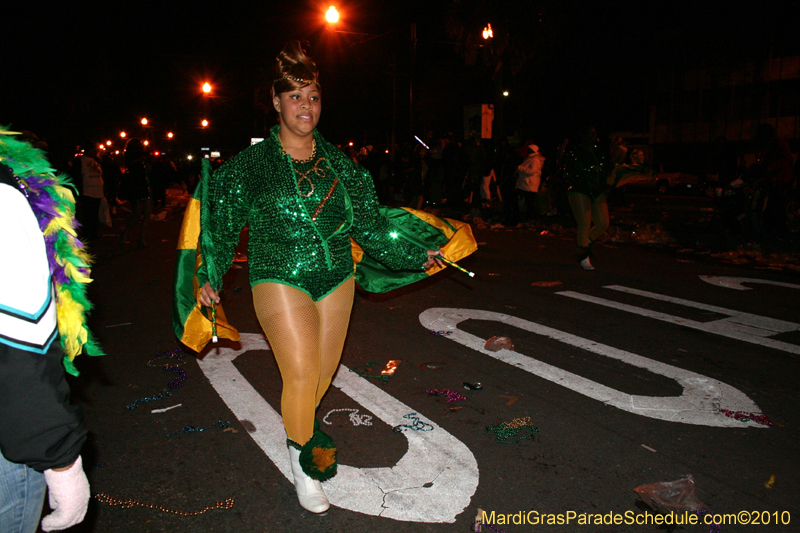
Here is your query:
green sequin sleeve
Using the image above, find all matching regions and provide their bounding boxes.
[345,163,429,271]
[197,164,250,291]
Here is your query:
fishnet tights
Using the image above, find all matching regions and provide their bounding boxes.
[252,277,355,445]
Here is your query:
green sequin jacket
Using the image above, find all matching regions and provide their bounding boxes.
[197,126,428,301]
[563,143,609,199]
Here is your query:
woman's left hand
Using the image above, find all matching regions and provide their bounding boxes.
[423,249,444,270]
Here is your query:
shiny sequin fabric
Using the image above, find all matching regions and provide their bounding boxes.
[563,144,608,199]
[197,126,428,300]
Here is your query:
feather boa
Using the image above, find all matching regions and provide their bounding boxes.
[0,132,103,375]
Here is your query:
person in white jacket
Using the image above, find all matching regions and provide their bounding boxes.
[0,134,90,533]
[515,143,545,222]
[79,147,104,240]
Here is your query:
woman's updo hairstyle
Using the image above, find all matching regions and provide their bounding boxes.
[272,40,320,97]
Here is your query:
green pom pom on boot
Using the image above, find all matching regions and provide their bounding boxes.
[287,420,338,482]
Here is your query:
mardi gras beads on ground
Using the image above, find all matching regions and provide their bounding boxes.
[323,408,373,427]
[147,348,189,389]
[126,390,173,411]
[94,493,235,516]
[127,349,190,410]
[719,408,773,426]
[426,388,467,403]
[392,413,434,433]
[485,417,539,444]
[166,420,231,437]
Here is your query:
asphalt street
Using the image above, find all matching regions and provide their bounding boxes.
[59,190,800,533]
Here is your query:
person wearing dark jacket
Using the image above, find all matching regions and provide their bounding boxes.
[0,131,92,532]
[119,137,153,247]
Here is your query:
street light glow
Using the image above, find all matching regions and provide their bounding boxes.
[201,119,209,127]
[188,155,193,160]
[482,24,493,40]
[106,140,112,146]
[141,118,148,126]
[326,6,339,23]
[120,131,127,138]
[167,132,174,138]
[143,140,149,146]
[503,91,509,97]
[202,82,212,94]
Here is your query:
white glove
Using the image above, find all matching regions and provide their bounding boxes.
[41,455,90,531]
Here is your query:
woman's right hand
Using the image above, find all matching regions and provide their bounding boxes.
[199,282,220,307]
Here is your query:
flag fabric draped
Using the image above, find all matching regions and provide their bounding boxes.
[172,161,240,352]
[607,164,655,188]
[351,206,478,293]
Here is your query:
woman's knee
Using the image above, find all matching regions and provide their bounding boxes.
[281,369,320,394]
[594,218,610,233]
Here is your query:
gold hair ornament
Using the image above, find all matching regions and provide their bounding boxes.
[274,75,316,85]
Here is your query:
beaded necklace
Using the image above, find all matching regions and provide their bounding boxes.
[280,137,317,164]
[280,136,340,221]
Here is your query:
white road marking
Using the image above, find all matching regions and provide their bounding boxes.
[418,308,764,428]
[196,333,479,523]
[557,286,800,354]
[699,275,800,291]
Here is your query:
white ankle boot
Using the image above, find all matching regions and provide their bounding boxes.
[580,257,595,270]
[288,446,330,513]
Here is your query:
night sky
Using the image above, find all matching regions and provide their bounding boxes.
[3,1,798,164]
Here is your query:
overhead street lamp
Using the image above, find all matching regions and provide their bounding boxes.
[141,118,148,126]
[201,119,209,128]
[325,6,339,24]
[202,82,212,95]
[120,131,127,138]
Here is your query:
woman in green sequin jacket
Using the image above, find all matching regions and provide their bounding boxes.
[197,41,441,514]
[563,126,612,270]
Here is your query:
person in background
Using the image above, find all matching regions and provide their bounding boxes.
[119,138,152,247]
[498,139,522,227]
[515,143,545,223]
[0,130,96,533]
[751,123,794,238]
[426,134,445,207]
[563,126,610,270]
[608,135,628,167]
[442,133,461,208]
[464,135,486,216]
[101,152,122,214]
[79,146,104,241]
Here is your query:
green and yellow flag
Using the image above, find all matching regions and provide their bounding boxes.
[352,206,478,293]
[172,162,240,352]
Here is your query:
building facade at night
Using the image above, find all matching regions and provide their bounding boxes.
[644,54,799,176]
